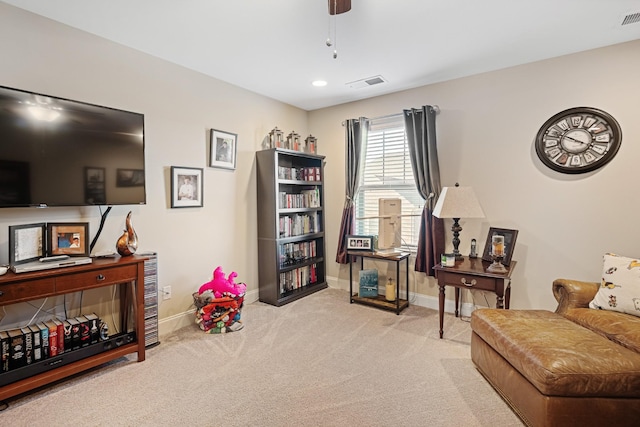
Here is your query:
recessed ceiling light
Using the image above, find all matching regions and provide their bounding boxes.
[312,80,327,87]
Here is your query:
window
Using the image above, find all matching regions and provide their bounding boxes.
[355,114,424,251]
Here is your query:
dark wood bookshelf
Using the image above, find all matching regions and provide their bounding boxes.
[256,148,327,306]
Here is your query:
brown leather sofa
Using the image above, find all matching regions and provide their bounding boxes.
[470,278,640,427]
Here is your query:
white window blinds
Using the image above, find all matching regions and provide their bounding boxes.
[355,114,424,250]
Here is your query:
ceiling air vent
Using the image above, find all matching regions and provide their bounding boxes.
[346,75,387,89]
[621,12,640,25]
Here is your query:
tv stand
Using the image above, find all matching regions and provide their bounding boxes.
[0,256,146,401]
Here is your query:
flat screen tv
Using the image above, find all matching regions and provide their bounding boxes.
[0,85,146,208]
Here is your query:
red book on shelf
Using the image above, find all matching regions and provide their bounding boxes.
[53,319,65,354]
[45,320,58,357]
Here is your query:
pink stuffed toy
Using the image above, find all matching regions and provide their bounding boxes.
[198,266,247,298]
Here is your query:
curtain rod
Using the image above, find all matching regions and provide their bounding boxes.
[341,105,440,126]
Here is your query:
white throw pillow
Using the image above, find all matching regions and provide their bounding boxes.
[589,253,640,317]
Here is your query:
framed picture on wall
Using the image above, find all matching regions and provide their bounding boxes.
[209,129,237,170]
[171,166,204,208]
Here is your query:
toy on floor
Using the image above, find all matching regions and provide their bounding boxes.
[198,266,247,298]
[194,266,246,334]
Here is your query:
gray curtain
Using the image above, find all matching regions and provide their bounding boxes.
[335,117,369,264]
[403,106,444,274]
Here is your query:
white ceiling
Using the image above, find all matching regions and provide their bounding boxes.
[4,0,640,111]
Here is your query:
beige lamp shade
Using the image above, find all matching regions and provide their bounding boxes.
[433,185,485,219]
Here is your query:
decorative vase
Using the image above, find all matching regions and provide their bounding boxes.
[116,211,138,256]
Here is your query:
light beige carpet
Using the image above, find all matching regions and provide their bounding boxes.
[2,288,523,426]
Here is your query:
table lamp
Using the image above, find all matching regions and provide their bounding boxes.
[432,183,485,260]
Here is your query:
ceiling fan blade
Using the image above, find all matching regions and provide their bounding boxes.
[328,0,351,15]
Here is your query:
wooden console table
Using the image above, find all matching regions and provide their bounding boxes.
[348,250,410,315]
[0,256,146,401]
[433,256,516,339]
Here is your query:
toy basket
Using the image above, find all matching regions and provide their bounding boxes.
[192,292,244,334]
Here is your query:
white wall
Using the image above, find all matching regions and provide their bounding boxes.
[0,4,308,333]
[311,39,640,311]
[2,2,639,330]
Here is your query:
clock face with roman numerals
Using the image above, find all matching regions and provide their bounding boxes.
[535,107,622,174]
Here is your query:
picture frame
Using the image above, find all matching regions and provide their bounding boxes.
[171,166,204,208]
[84,166,106,205]
[116,168,145,187]
[346,235,375,251]
[9,223,46,265]
[209,129,237,170]
[47,222,90,257]
[482,227,519,266]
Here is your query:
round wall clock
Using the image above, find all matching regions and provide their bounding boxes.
[535,107,622,174]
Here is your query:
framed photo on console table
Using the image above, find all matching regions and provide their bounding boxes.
[47,223,90,257]
[482,227,518,266]
[346,235,375,251]
[9,223,46,265]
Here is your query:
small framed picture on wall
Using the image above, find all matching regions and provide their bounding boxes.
[171,166,204,208]
[209,129,237,170]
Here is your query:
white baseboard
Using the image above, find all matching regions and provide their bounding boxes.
[326,274,474,317]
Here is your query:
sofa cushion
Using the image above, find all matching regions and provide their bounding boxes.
[471,309,640,398]
[563,307,640,354]
[589,252,640,317]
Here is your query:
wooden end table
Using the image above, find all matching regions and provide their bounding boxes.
[348,250,410,315]
[433,256,516,338]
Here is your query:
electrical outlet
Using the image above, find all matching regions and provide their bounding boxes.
[163,285,172,300]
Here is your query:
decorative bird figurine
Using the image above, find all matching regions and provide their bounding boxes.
[116,211,138,256]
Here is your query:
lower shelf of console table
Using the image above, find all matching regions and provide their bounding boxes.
[348,250,411,315]
[0,256,147,401]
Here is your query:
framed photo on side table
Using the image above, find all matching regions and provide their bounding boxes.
[209,129,237,170]
[47,223,90,257]
[9,223,46,265]
[482,227,519,266]
[171,166,203,208]
[346,235,374,251]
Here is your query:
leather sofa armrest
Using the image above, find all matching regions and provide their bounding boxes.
[553,278,599,315]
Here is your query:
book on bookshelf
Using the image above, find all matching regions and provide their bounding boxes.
[53,319,64,354]
[45,320,58,356]
[279,263,318,294]
[359,269,379,298]
[21,326,33,365]
[84,313,101,344]
[63,320,72,353]
[76,315,92,347]
[30,324,42,362]
[37,322,49,359]
[8,328,26,370]
[67,318,81,351]
[0,331,9,373]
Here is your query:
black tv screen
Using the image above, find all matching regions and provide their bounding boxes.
[0,85,146,208]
